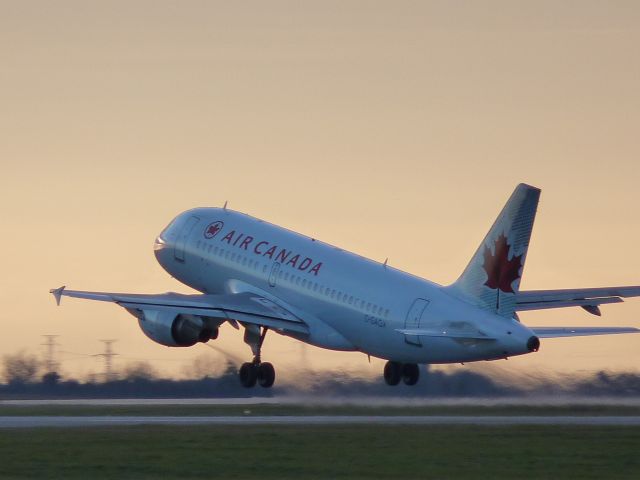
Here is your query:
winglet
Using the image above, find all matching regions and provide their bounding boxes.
[50,286,66,306]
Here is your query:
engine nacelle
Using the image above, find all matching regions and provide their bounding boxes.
[136,309,218,347]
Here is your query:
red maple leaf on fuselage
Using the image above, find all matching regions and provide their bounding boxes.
[483,234,522,294]
[207,224,221,236]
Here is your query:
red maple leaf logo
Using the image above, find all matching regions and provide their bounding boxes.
[204,221,224,239]
[483,233,522,294]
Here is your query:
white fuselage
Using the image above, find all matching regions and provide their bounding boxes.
[153,208,535,364]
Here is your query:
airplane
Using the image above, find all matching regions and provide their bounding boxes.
[51,184,640,388]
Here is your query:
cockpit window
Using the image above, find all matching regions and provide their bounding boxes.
[158,215,179,241]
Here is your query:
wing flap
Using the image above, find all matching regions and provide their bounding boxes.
[119,302,308,334]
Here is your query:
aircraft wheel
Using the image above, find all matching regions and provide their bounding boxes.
[383,361,402,386]
[239,362,258,388]
[402,363,420,386]
[257,362,276,388]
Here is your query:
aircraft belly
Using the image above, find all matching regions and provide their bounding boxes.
[361,336,504,364]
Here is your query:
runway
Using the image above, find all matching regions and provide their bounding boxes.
[4,396,640,407]
[1,415,640,428]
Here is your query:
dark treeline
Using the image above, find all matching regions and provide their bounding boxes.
[2,362,640,399]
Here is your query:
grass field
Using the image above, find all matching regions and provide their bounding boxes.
[0,424,638,479]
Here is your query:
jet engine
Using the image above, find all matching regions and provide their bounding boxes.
[134,309,220,347]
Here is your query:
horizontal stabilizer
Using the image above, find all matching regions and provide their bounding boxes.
[531,327,640,338]
[516,286,640,315]
[516,297,623,313]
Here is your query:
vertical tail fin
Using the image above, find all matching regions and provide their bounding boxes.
[449,184,541,318]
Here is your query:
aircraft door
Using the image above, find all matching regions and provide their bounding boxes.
[268,262,281,287]
[404,298,430,346]
[174,216,200,262]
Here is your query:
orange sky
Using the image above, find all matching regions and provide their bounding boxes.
[1,1,639,380]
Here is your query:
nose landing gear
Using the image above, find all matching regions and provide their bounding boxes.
[239,326,276,388]
[384,361,420,386]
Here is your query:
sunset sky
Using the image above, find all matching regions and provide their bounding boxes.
[2,1,639,381]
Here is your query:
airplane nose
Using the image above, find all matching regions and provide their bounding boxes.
[154,237,167,253]
[527,336,540,352]
[154,236,171,265]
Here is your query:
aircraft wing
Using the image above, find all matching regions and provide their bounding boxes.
[49,286,308,334]
[515,286,640,316]
[531,327,640,338]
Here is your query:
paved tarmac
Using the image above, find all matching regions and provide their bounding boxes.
[1,415,640,428]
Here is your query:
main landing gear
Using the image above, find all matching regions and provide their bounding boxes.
[239,326,275,388]
[383,361,420,386]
